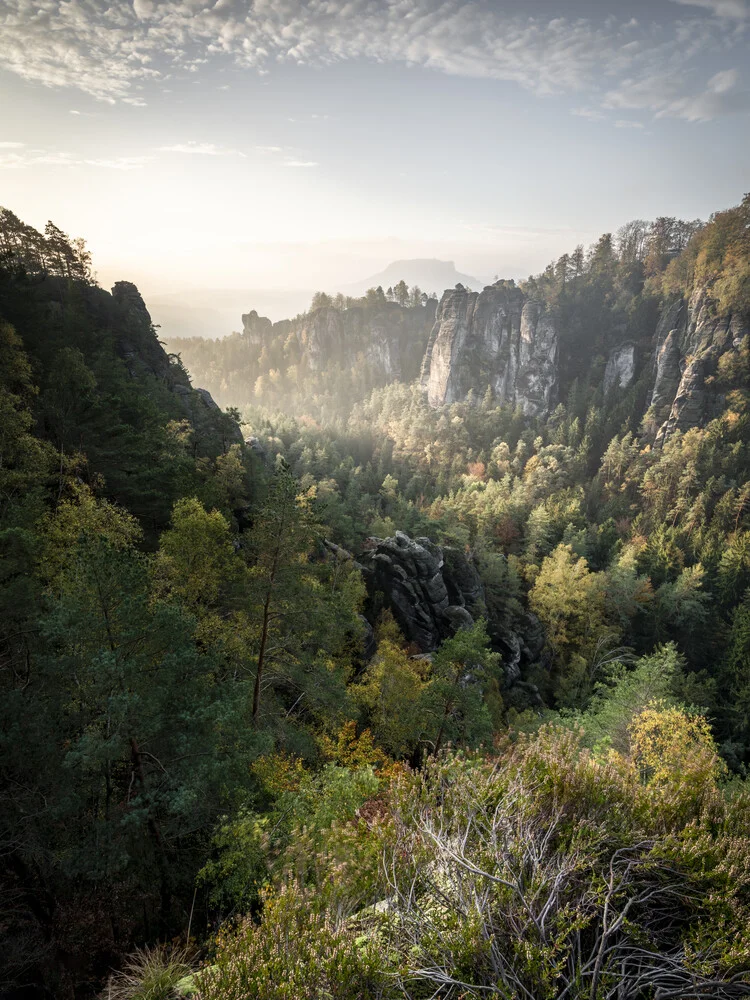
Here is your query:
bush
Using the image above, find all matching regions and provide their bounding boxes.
[198,883,388,1000]
[100,945,194,1000]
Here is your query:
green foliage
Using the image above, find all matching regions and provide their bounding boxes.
[577,643,685,753]
[425,619,501,753]
[197,726,750,1000]
[663,193,750,314]
[3,196,750,997]
[200,883,387,1000]
[198,760,380,919]
[353,637,429,758]
[100,945,194,1000]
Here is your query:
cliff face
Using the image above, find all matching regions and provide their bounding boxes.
[243,300,436,382]
[232,270,749,444]
[419,277,749,441]
[604,343,636,391]
[420,283,558,416]
[99,281,241,448]
[648,287,750,445]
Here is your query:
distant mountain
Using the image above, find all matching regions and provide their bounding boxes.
[344,259,485,297]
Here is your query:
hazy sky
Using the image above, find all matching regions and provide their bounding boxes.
[1,0,749,298]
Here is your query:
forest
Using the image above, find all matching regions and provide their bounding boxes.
[2,196,750,999]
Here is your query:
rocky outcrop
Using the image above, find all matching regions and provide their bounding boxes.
[104,281,244,449]
[604,343,636,391]
[359,531,483,651]
[648,288,750,445]
[241,309,273,346]
[242,301,435,383]
[111,280,173,382]
[357,531,545,688]
[421,281,558,415]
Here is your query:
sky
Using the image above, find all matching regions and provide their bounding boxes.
[1,0,749,308]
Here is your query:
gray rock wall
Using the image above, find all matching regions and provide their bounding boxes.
[421,282,558,416]
[604,343,636,391]
[243,301,435,383]
[649,287,750,445]
[360,531,482,651]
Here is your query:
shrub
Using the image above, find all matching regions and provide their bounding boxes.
[100,945,194,1000]
[197,883,388,1000]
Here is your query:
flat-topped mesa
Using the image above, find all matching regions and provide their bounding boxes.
[421,281,558,415]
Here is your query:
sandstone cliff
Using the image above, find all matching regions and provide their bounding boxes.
[243,299,436,382]
[418,276,749,443]
[420,282,558,415]
[647,286,750,445]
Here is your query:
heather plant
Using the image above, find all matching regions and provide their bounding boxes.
[194,723,750,999]
[375,725,750,998]
[197,883,389,1000]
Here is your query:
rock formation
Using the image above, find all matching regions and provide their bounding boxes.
[604,344,636,391]
[356,531,544,688]
[241,309,274,346]
[418,275,748,442]
[237,271,749,448]
[648,287,750,445]
[421,281,558,415]
[243,301,436,383]
[359,531,482,651]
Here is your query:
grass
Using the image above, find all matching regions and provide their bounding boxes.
[100,945,194,1000]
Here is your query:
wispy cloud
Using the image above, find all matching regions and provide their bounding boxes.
[0,148,150,170]
[669,0,748,19]
[83,157,151,170]
[605,65,750,122]
[0,0,747,123]
[615,119,645,128]
[158,142,245,156]
[571,107,606,120]
[283,160,319,168]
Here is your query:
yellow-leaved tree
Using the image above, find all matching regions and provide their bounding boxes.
[625,702,727,825]
[529,543,616,706]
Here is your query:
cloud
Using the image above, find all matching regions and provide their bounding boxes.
[605,65,750,122]
[614,119,645,128]
[571,107,606,120]
[283,160,318,168]
[83,157,151,169]
[708,67,740,92]
[0,147,150,170]
[669,0,748,19]
[158,142,245,156]
[0,0,747,123]
[0,141,25,148]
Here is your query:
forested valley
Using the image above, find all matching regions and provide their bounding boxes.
[3,197,750,999]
